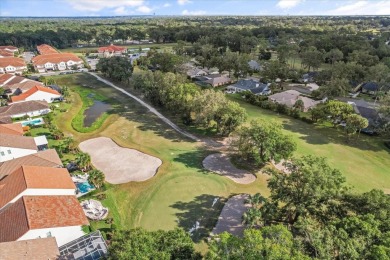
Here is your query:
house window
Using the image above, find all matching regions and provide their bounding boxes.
[7,150,11,155]
[0,152,4,156]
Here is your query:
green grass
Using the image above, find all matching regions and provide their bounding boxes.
[60,43,177,54]
[50,74,268,248]
[227,94,390,193]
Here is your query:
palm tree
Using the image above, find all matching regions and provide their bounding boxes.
[88,169,105,189]
[294,99,305,112]
[245,193,267,209]
[76,152,92,171]
[242,208,263,228]
[62,136,77,153]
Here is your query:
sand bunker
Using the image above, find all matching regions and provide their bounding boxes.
[202,153,256,184]
[79,137,162,184]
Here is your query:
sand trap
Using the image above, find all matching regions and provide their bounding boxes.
[79,137,162,184]
[211,194,250,237]
[202,153,256,184]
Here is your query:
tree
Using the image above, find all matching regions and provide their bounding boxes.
[262,60,289,89]
[300,47,323,71]
[233,119,296,165]
[344,114,369,139]
[88,169,105,189]
[324,100,354,127]
[108,228,200,260]
[266,155,346,225]
[96,56,133,83]
[62,136,77,153]
[149,52,183,73]
[76,152,92,171]
[293,99,304,112]
[325,48,344,65]
[214,101,247,136]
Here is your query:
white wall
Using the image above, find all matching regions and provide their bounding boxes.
[10,109,51,118]
[0,146,37,162]
[24,91,61,103]
[18,226,85,246]
[1,188,76,210]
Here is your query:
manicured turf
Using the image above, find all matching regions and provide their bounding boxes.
[227,94,390,193]
[51,74,268,245]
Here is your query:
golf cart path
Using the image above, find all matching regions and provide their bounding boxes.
[88,72,199,141]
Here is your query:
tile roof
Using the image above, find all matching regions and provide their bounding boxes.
[0,123,24,136]
[3,80,44,93]
[269,90,319,110]
[0,50,13,57]
[0,74,14,85]
[1,75,26,86]
[11,85,61,103]
[231,79,260,90]
[32,53,82,66]
[0,46,18,52]
[0,100,49,119]
[0,237,60,260]
[37,44,59,55]
[0,166,75,209]
[0,149,62,179]
[98,45,127,53]
[0,57,26,68]
[0,133,37,150]
[0,196,88,243]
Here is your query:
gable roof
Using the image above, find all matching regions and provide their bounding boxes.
[362,82,379,91]
[1,74,26,86]
[231,79,260,90]
[0,50,14,57]
[269,90,319,109]
[0,195,89,243]
[250,84,270,94]
[37,44,59,55]
[0,57,26,68]
[4,80,44,93]
[0,237,60,260]
[0,73,14,85]
[0,46,18,52]
[98,45,126,53]
[0,149,62,179]
[202,74,232,86]
[32,53,82,66]
[0,100,49,119]
[0,133,37,150]
[0,166,75,209]
[0,123,23,136]
[11,85,61,103]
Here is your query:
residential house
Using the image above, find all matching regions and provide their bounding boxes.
[0,57,27,75]
[0,237,60,260]
[3,80,45,96]
[98,44,127,58]
[0,195,89,246]
[0,50,14,58]
[248,60,261,71]
[226,79,270,95]
[196,74,234,87]
[0,73,14,86]
[268,90,320,112]
[0,100,50,123]
[187,68,208,78]
[32,53,83,73]
[0,149,62,180]
[37,44,59,55]
[0,123,23,136]
[11,85,62,103]
[0,133,48,162]
[0,46,18,53]
[300,72,318,83]
[361,82,380,95]
[0,166,76,209]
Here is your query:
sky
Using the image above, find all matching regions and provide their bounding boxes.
[1,0,390,17]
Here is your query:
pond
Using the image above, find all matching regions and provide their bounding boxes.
[83,101,111,127]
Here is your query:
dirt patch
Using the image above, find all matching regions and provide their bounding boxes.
[79,137,162,184]
[211,194,250,237]
[202,153,256,184]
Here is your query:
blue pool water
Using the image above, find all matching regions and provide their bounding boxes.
[77,182,94,194]
[21,118,44,127]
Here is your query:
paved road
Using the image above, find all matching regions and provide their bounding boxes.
[87,72,199,141]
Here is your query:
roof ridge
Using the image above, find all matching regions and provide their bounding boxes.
[21,196,31,231]
[32,150,60,164]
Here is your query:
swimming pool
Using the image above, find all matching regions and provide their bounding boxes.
[20,118,44,127]
[77,182,94,194]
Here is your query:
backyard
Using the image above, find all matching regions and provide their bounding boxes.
[45,73,390,249]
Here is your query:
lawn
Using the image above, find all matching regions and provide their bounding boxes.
[50,74,268,248]
[227,94,390,193]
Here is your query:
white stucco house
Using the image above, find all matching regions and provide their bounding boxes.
[0,195,89,246]
[0,57,27,75]
[11,85,62,103]
[0,133,48,162]
[32,53,83,73]
[0,100,50,123]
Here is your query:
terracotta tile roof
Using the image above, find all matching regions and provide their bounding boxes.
[0,166,75,209]
[0,197,30,242]
[0,123,23,135]
[0,46,18,51]
[0,117,12,124]
[1,75,25,86]
[0,74,14,85]
[98,45,127,53]
[0,50,13,57]
[0,133,37,150]
[0,149,63,179]
[32,53,82,66]
[37,44,59,55]
[0,57,26,68]
[11,85,61,103]
[0,237,60,260]
[3,80,44,93]
[0,100,49,118]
